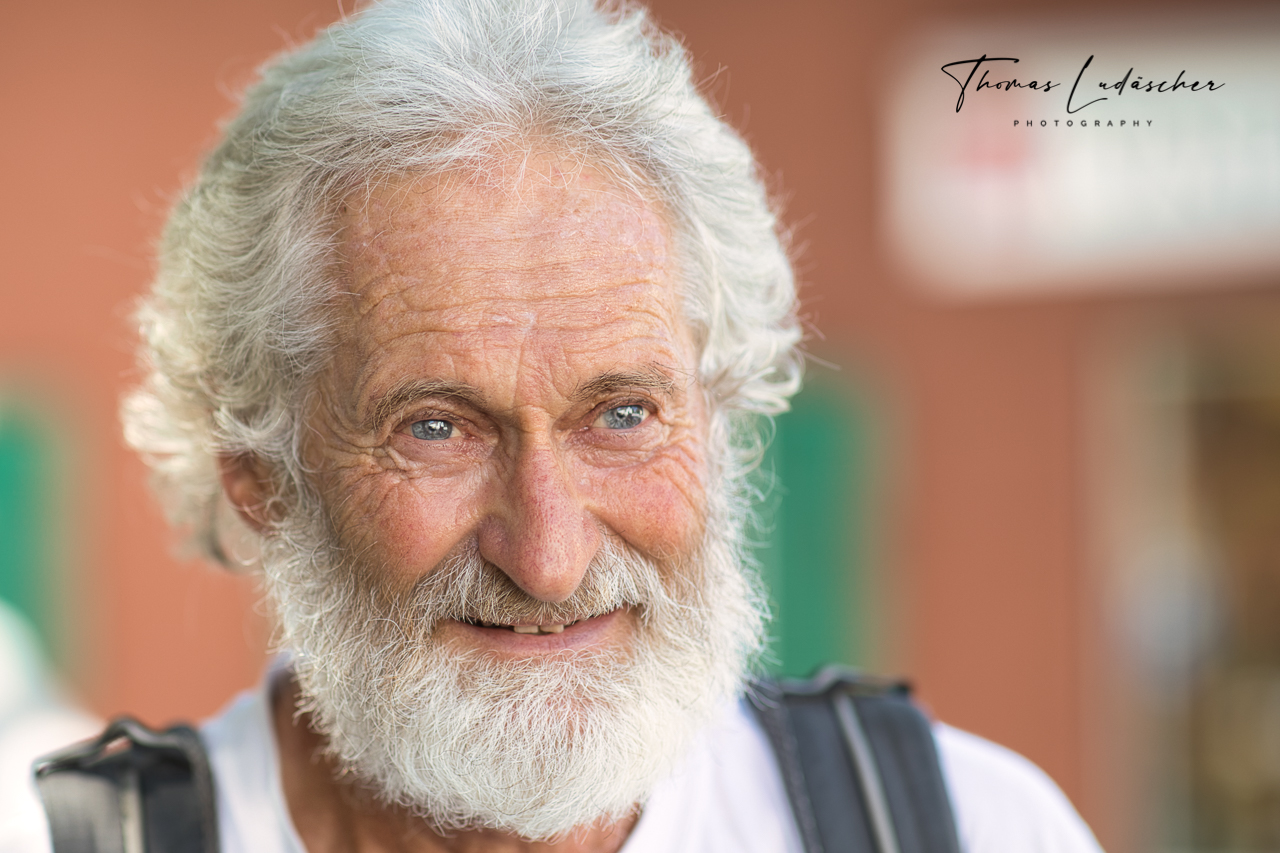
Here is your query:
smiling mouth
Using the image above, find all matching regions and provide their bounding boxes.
[458,612,608,635]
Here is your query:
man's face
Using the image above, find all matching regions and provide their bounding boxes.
[307,154,708,648]
[261,155,760,838]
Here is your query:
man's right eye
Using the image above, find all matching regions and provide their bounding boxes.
[410,419,454,440]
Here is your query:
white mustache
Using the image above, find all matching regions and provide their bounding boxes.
[365,537,670,640]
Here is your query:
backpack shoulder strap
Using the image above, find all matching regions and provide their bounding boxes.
[748,666,962,853]
[33,716,220,853]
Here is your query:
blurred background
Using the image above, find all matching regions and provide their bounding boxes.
[3,1,1279,850]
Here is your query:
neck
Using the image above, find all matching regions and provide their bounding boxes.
[272,674,638,853]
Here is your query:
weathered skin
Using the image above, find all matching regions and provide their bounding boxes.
[222,153,711,852]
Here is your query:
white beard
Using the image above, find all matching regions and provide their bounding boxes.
[259,490,765,840]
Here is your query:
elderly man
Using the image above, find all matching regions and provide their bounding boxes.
[36,0,1103,851]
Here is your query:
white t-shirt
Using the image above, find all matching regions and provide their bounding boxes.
[0,603,101,853]
[204,673,1103,853]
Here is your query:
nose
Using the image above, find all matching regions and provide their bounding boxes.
[476,439,599,603]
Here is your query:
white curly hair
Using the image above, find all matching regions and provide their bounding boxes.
[123,0,802,561]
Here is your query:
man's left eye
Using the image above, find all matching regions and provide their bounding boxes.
[410,419,454,440]
[598,404,648,430]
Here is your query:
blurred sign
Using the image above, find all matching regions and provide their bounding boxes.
[884,10,1280,298]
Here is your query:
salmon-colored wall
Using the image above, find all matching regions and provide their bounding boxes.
[6,2,1238,851]
[1,0,345,722]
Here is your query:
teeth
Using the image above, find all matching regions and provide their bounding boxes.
[464,619,583,634]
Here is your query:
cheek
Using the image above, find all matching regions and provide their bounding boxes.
[322,465,484,591]
[591,448,707,560]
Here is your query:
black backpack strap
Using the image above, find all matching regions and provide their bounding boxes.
[33,716,220,853]
[749,666,962,853]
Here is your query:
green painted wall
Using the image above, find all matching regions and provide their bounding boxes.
[754,382,872,677]
[0,404,57,650]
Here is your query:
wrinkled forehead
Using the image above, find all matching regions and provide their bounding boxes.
[331,152,694,348]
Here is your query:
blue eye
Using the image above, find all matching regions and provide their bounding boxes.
[601,404,647,430]
[410,419,453,440]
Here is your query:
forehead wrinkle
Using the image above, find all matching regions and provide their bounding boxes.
[343,181,669,293]
[355,279,679,339]
[353,242,667,299]
[337,165,676,327]
[340,208,670,314]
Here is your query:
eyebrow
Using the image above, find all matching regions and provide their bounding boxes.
[367,379,485,431]
[571,367,680,403]
[366,366,682,432]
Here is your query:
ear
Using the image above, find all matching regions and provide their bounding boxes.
[218,453,277,533]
